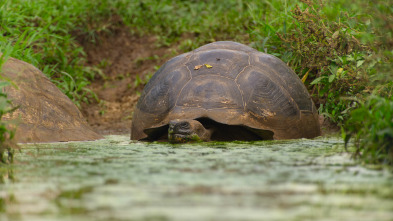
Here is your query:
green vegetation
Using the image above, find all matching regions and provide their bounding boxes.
[118,0,252,48]
[341,1,393,167]
[0,55,16,164]
[344,96,393,166]
[248,0,384,124]
[0,0,392,166]
[0,0,112,106]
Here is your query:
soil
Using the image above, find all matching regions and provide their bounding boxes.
[78,27,176,135]
[78,26,339,136]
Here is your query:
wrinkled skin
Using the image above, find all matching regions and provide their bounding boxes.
[168,119,213,143]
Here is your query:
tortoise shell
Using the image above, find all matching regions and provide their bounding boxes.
[1,56,102,143]
[131,41,320,140]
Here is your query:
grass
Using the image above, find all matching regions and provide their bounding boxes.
[249,0,377,124]
[0,0,120,107]
[119,0,254,46]
[344,95,393,166]
[0,0,392,166]
[0,55,17,163]
[340,0,393,167]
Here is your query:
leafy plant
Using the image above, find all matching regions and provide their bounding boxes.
[0,0,108,104]
[274,0,371,124]
[344,95,393,166]
[118,0,252,48]
[0,56,17,164]
[342,0,393,168]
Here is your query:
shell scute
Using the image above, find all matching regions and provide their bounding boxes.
[139,67,191,115]
[176,76,244,110]
[140,52,191,97]
[237,68,299,119]
[250,53,313,111]
[186,49,249,79]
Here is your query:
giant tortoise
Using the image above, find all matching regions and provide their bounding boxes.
[131,41,320,143]
[1,56,102,143]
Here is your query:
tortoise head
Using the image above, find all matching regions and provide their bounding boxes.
[168,119,212,143]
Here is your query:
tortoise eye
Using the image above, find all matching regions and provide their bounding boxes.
[179,122,190,129]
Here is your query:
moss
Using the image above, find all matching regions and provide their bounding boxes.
[169,134,203,144]
[57,186,94,200]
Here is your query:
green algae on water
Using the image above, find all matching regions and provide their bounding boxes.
[0,135,392,221]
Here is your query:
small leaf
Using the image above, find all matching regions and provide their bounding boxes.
[376,128,393,137]
[310,76,325,85]
[328,74,336,83]
[347,56,354,61]
[0,81,10,88]
[357,60,365,67]
[332,31,339,39]
[301,69,310,83]
[336,68,344,77]
[329,65,338,75]
[194,65,203,70]
[204,64,212,68]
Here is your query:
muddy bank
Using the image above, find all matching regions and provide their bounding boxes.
[78,27,176,135]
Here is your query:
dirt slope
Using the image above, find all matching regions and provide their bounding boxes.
[79,27,174,135]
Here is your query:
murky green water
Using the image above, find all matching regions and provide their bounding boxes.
[1,135,392,221]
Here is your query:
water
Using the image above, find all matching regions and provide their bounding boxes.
[1,135,393,221]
